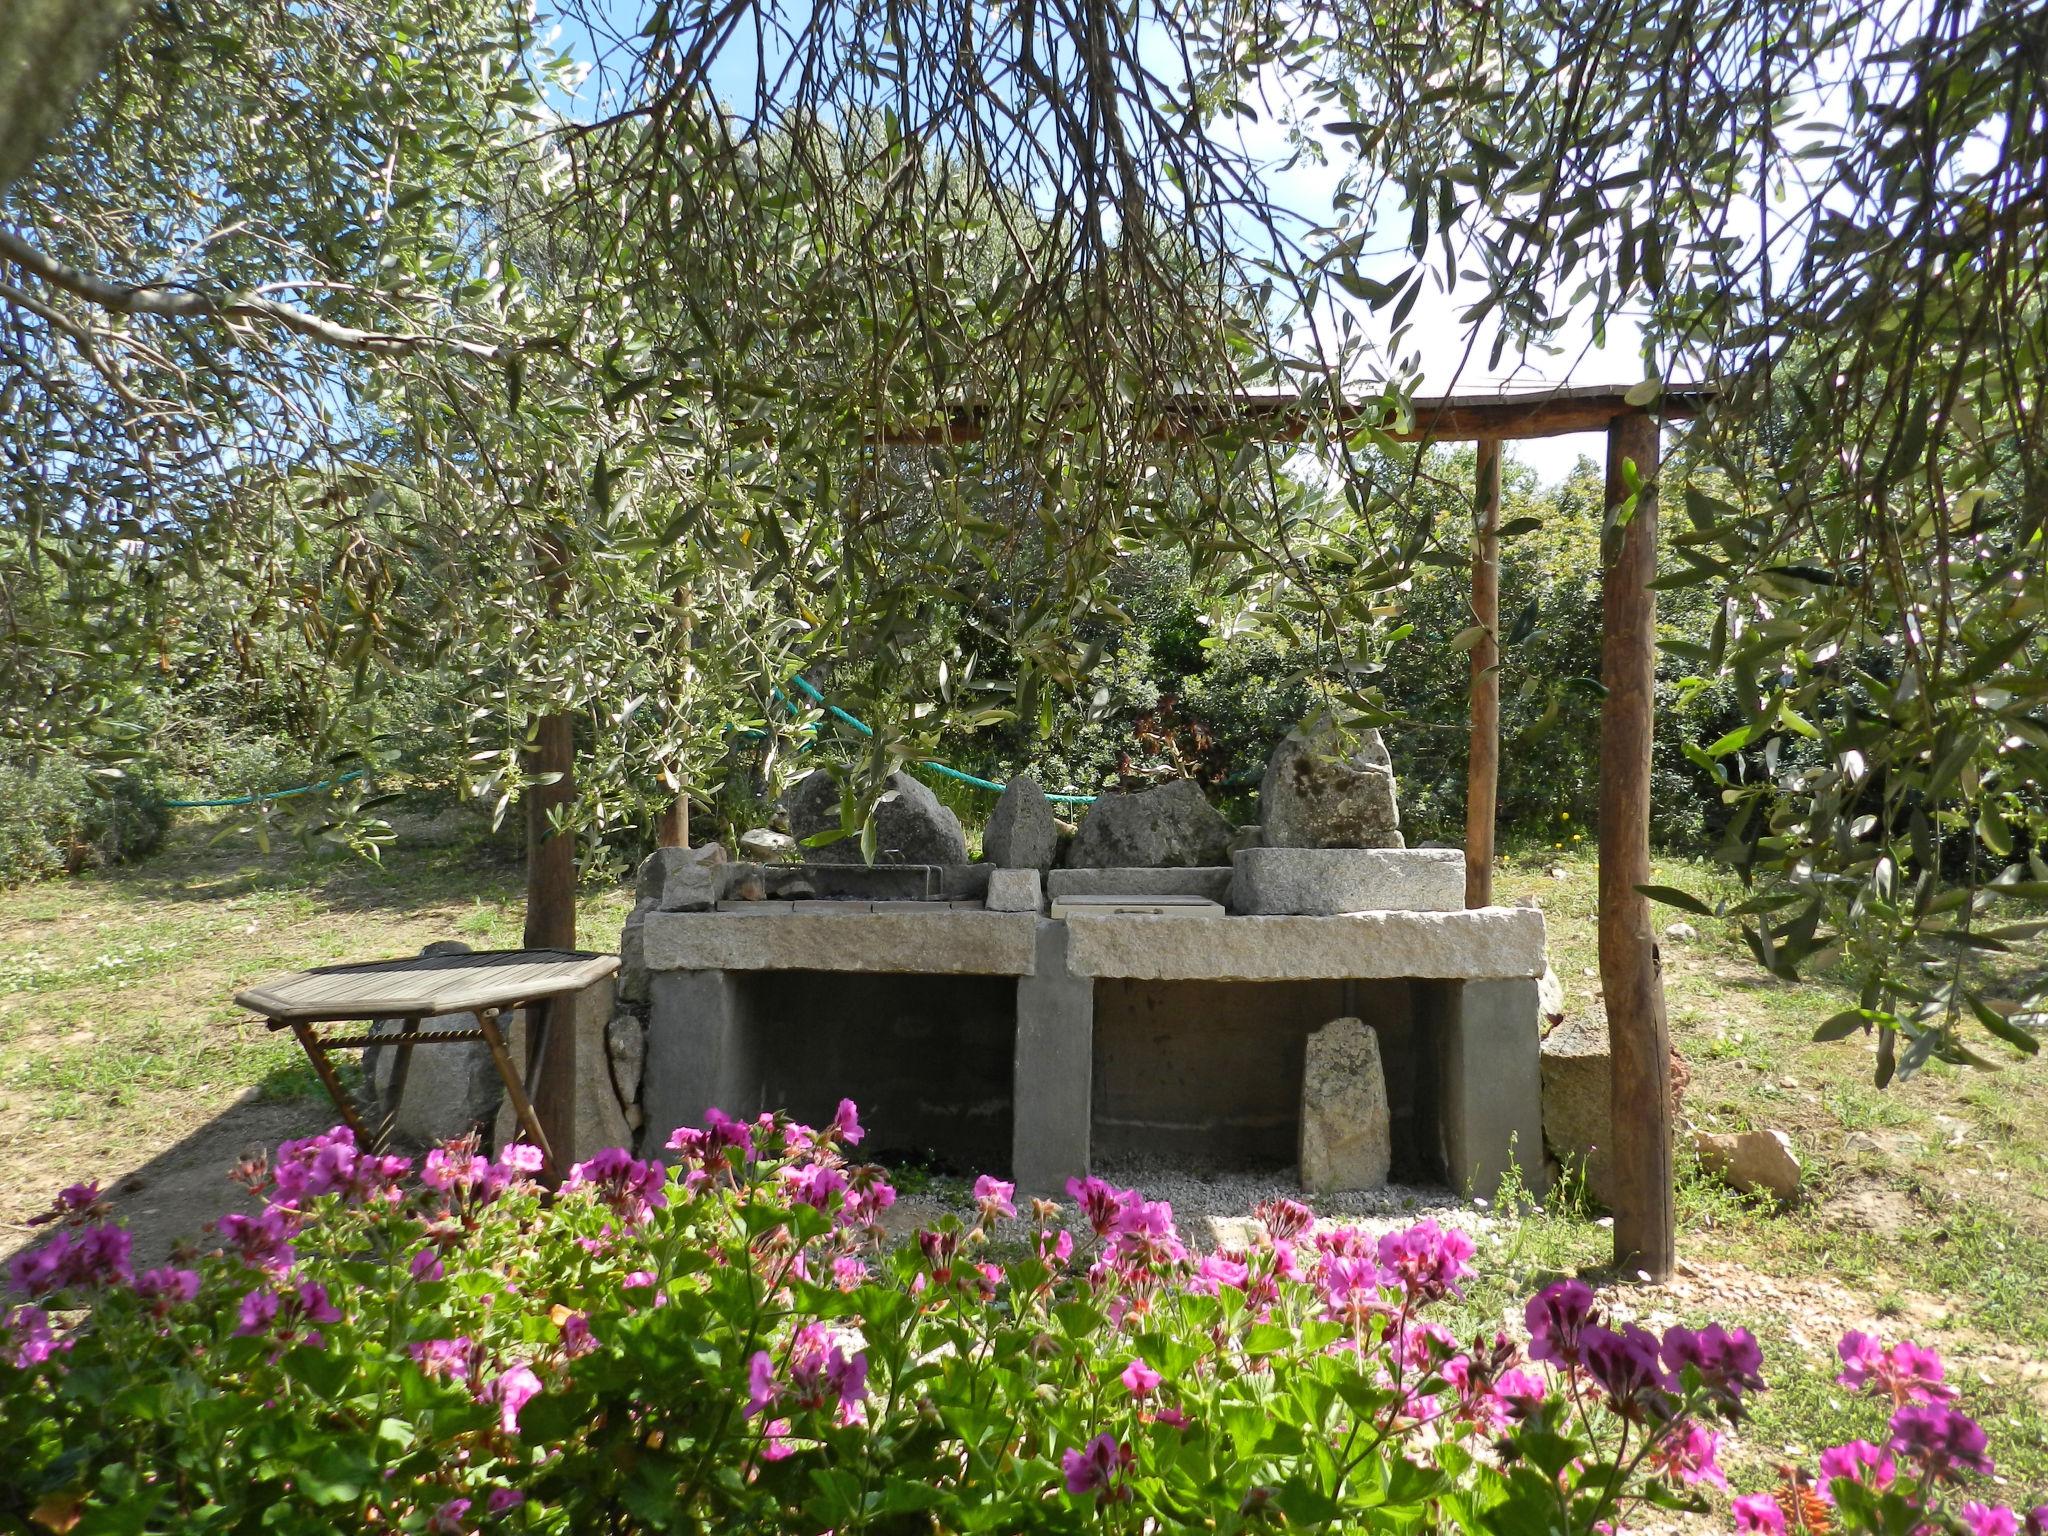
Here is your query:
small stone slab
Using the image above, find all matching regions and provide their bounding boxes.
[643,909,1039,975]
[1049,893,1223,919]
[1045,866,1234,903]
[985,868,1044,912]
[1062,907,1547,981]
[1300,1017,1392,1194]
[1230,847,1465,915]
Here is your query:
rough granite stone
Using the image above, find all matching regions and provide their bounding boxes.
[1259,725,1403,849]
[636,844,727,910]
[1062,907,1547,981]
[363,942,504,1145]
[785,769,969,866]
[984,775,1058,869]
[605,1012,646,1107]
[1539,1010,1614,1201]
[1299,1017,1392,1194]
[1045,866,1233,903]
[985,867,1044,912]
[1694,1128,1802,1203]
[1229,847,1464,915]
[643,909,1039,975]
[1064,781,1235,868]
[618,899,655,1005]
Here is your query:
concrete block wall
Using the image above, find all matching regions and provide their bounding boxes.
[643,968,1016,1172]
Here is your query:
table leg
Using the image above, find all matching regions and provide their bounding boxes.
[479,1007,556,1180]
[288,1019,372,1143]
[377,1015,422,1151]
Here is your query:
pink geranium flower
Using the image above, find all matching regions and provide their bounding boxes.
[7,1223,134,1296]
[1962,1505,2020,1536]
[1121,1357,1161,1397]
[785,1162,847,1211]
[479,1364,544,1433]
[1646,1420,1727,1490]
[1254,1196,1313,1243]
[832,1099,864,1145]
[1816,1439,1894,1501]
[973,1175,1016,1221]
[1837,1331,1954,1404]
[1065,1176,1127,1237]
[1733,1492,1787,1534]
[235,1280,340,1349]
[1888,1402,1994,1482]
[747,1325,869,1427]
[1376,1219,1475,1302]
[1061,1432,1132,1500]
[3,1305,63,1369]
[135,1267,200,1315]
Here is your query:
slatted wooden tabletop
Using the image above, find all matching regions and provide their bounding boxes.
[235,948,618,1022]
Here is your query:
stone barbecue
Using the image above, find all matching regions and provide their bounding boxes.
[616,727,1557,1200]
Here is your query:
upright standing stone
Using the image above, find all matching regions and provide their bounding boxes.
[1299,1016,1392,1193]
[784,769,969,866]
[1260,724,1404,849]
[1013,920,1094,1196]
[984,775,1058,869]
[1065,780,1235,868]
[1539,1009,1612,1201]
[363,941,506,1145]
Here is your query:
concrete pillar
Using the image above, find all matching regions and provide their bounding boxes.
[1012,919,1093,1196]
[640,969,755,1160]
[1433,977,1548,1200]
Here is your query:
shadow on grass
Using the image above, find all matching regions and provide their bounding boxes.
[101,822,531,916]
[2,1073,339,1272]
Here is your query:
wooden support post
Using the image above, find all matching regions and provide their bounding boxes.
[654,592,692,849]
[1598,409,1675,1280]
[1466,438,1502,909]
[523,710,577,1187]
[520,524,579,1185]
[654,795,689,849]
[523,711,578,951]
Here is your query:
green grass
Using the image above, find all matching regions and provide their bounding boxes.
[0,814,634,1226]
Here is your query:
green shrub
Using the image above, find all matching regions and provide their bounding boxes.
[5,1110,2033,1533]
[0,755,169,886]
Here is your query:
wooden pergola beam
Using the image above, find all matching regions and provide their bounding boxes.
[868,382,1714,447]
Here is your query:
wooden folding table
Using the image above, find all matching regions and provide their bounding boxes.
[235,948,619,1180]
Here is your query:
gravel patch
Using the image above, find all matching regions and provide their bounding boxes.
[877,1160,1503,1253]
